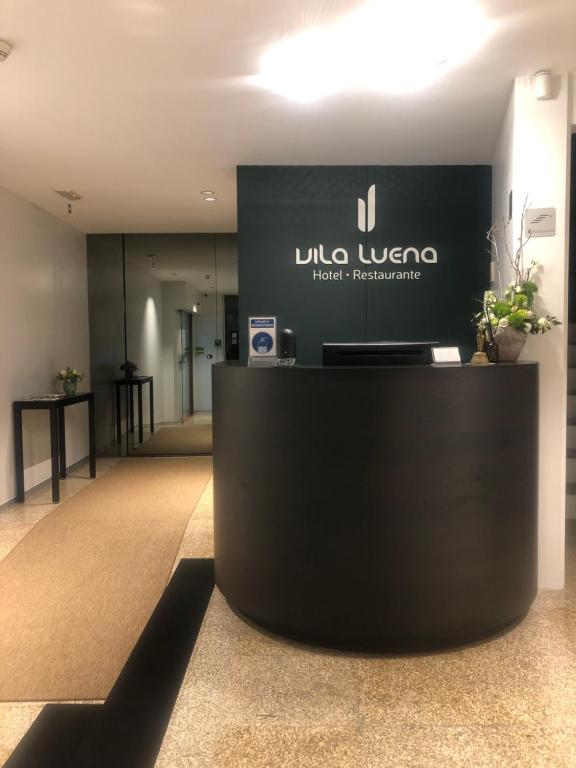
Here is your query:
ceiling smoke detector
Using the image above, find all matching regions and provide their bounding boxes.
[55,189,83,201]
[0,40,12,62]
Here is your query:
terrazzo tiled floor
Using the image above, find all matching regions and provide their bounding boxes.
[156,517,576,768]
[1,463,576,767]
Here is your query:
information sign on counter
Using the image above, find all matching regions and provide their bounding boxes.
[248,316,277,367]
[432,347,461,366]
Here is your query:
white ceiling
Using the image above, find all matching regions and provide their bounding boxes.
[1,0,575,233]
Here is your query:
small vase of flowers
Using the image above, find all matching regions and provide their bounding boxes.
[474,201,560,362]
[57,366,83,395]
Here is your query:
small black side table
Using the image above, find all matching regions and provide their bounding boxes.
[13,392,96,504]
[115,376,154,445]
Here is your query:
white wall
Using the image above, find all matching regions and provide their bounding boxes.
[0,186,89,505]
[492,74,571,589]
[491,90,515,280]
[125,257,163,426]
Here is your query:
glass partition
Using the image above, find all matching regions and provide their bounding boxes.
[122,234,238,456]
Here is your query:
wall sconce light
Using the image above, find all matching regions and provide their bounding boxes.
[534,70,552,100]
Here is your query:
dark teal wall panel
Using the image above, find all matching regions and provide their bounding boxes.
[238,165,491,364]
[238,166,367,365]
[365,166,491,358]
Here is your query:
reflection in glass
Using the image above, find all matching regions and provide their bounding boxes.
[123,234,238,456]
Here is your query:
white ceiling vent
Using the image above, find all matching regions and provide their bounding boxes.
[55,189,83,201]
[0,40,12,62]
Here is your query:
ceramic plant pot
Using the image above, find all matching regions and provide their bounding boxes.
[495,326,528,362]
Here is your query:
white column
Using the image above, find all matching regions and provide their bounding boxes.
[507,74,570,588]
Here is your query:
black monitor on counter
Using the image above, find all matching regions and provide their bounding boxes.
[322,341,439,367]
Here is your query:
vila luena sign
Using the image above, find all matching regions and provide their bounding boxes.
[294,184,438,281]
[237,164,491,364]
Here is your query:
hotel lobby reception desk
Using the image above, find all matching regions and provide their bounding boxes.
[213,362,538,651]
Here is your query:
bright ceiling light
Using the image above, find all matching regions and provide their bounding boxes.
[204,196,217,202]
[259,28,347,103]
[257,0,490,101]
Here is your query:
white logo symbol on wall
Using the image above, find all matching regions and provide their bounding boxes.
[294,181,438,266]
[358,184,376,233]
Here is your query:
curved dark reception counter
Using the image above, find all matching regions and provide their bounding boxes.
[212,362,538,651]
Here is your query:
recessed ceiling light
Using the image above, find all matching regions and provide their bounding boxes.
[203,196,217,203]
[256,0,490,102]
[200,190,215,196]
[55,189,83,201]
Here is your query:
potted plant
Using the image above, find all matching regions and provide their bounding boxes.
[120,361,138,378]
[57,366,83,395]
[474,201,560,361]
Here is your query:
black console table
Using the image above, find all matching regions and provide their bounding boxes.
[13,392,96,504]
[213,362,538,651]
[115,376,154,445]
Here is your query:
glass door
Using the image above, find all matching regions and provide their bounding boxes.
[179,310,193,422]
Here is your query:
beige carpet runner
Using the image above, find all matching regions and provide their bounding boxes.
[134,424,213,456]
[0,457,212,702]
